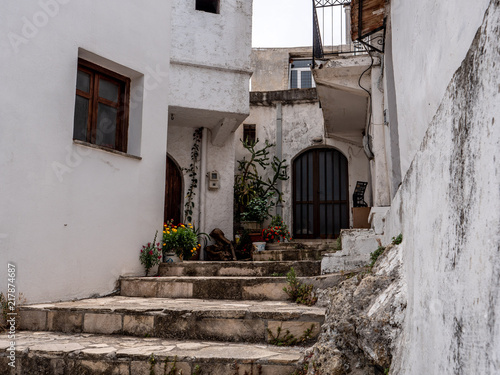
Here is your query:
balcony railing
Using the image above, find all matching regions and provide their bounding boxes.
[313,0,386,63]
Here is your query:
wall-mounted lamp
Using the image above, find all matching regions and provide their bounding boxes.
[311,136,323,144]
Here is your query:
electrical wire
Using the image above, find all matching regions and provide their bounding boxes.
[358,45,374,137]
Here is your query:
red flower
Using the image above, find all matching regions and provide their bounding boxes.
[149,250,153,255]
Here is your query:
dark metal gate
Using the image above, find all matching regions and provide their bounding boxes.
[293,148,349,239]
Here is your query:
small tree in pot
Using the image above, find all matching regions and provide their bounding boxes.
[234,139,288,231]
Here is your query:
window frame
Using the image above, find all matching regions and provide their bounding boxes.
[289,59,316,89]
[243,124,256,144]
[74,59,131,153]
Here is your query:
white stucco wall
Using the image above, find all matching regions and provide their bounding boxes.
[0,1,171,303]
[167,126,235,239]
[384,1,500,372]
[390,0,491,178]
[235,101,371,232]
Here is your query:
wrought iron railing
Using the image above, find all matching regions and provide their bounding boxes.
[313,0,386,63]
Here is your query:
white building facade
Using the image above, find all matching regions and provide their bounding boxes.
[0,0,252,303]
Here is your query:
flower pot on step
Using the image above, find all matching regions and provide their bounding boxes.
[265,242,281,250]
[163,252,181,263]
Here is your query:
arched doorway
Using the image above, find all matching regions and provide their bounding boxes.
[293,148,349,239]
[164,155,183,225]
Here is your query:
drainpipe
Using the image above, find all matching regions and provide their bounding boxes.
[345,5,351,47]
[275,103,283,217]
[199,127,208,260]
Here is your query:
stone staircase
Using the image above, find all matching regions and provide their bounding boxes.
[1,246,345,375]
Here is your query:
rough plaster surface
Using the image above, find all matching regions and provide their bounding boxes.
[385,1,500,372]
[167,126,235,239]
[235,101,371,231]
[390,0,491,177]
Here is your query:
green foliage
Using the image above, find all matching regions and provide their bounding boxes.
[183,128,203,223]
[267,323,316,346]
[384,368,390,375]
[139,231,162,276]
[163,220,200,260]
[0,293,7,331]
[193,365,202,375]
[283,268,318,306]
[392,233,403,245]
[240,194,274,223]
[234,139,288,223]
[149,354,157,375]
[370,246,386,268]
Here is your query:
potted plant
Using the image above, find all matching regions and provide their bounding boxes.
[162,220,200,261]
[262,215,292,250]
[139,231,162,276]
[234,139,288,233]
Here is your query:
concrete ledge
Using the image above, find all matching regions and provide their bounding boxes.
[252,249,324,261]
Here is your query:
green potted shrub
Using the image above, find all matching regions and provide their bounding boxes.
[234,139,288,233]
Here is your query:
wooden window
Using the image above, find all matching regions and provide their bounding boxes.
[243,124,256,144]
[196,0,219,14]
[73,59,130,152]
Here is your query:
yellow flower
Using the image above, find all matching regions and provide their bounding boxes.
[163,243,166,246]
[172,229,177,233]
[181,224,185,228]
[163,231,166,234]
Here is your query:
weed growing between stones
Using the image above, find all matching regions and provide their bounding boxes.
[164,355,179,375]
[283,267,318,306]
[149,354,156,375]
[193,364,202,375]
[267,323,316,346]
[369,246,386,268]
[391,233,403,245]
[290,353,319,375]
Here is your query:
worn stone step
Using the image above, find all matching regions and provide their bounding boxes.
[159,260,320,277]
[19,297,325,344]
[0,331,305,374]
[121,275,291,301]
[252,248,324,261]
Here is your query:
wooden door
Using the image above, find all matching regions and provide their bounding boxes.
[164,155,183,225]
[293,148,349,239]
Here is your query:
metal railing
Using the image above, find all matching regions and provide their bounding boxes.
[312,0,385,63]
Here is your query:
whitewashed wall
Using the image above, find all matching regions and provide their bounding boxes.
[0,1,172,303]
[235,102,371,231]
[167,126,235,238]
[384,1,500,373]
[390,0,491,177]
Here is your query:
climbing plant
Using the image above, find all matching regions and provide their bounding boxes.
[183,128,203,223]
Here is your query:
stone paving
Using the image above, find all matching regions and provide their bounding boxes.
[0,331,304,374]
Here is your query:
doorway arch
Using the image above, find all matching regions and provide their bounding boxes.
[293,147,349,239]
[164,155,183,225]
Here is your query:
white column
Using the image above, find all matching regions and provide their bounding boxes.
[370,64,391,207]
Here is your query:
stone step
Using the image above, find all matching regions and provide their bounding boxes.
[252,248,324,261]
[121,275,291,301]
[1,331,304,374]
[159,260,321,277]
[19,297,325,344]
